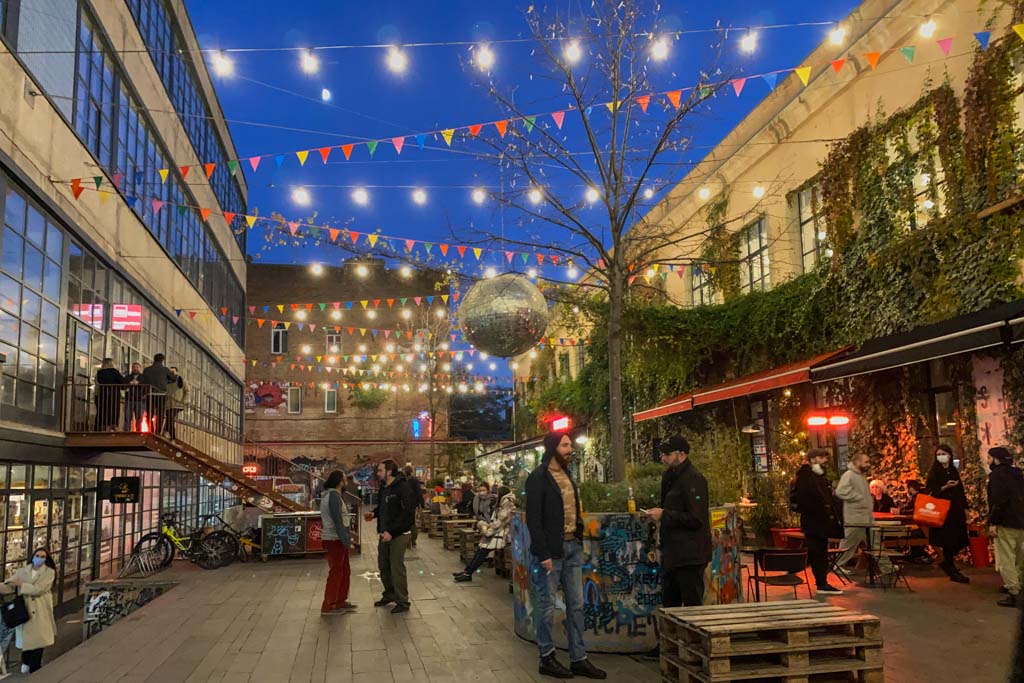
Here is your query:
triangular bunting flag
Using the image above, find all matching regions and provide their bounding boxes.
[441,129,454,146]
[318,147,332,163]
[227,160,239,175]
[275,154,285,168]
[112,173,122,188]
[974,32,991,50]
[349,231,360,244]
[731,78,746,96]
[277,305,285,313]
[392,137,405,154]
[415,134,426,149]
[159,169,169,184]
[523,116,536,132]
[223,212,235,226]
[1015,24,1024,42]
[366,141,378,157]
[900,46,916,63]
[936,37,953,56]
[245,215,257,228]
[551,111,565,129]
[494,120,509,138]
[188,311,197,320]
[200,208,212,222]
[472,248,482,260]
[468,123,483,137]
[249,157,261,171]
[457,245,467,258]
[296,150,309,166]
[151,199,164,214]
[666,90,682,108]
[792,67,810,86]
[204,163,216,178]
[288,221,299,235]
[175,309,183,317]
[830,59,846,74]
[180,166,191,180]
[368,234,379,247]
[864,52,881,69]
[762,73,778,91]
[70,179,84,199]
[341,144,354,160]
[405,239,415,252]
[329,228,340,242]
[99,191,112,204]
[439,244,449,256]
[635,95,650,113]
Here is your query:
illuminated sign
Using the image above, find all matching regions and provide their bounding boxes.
[242,463,259,476]
[112,304,143,331]
[551,416,571,431]
[72,304,105,330]
[806,413,852,428]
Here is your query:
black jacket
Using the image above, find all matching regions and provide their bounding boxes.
[374,474,417,537]
[124,372,147,401]
[794,464,841,537]
[525,464,583,561]
[141,361,173,393]
[659,459,712,568]
[988,463,1024,529]
[926,462,969,553]
[872,493,896,513]
[408,477,426,509]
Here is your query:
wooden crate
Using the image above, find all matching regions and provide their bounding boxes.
[658,600,883,683]
[416,508,429,532]
[443,519,476,551]
[427,514,445,538]
[459,528,480,564]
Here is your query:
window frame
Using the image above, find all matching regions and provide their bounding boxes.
[325,333,343,355]
[324,388,337,414]
[286,386,302,414]
[691,266,712,306]
[271,323,287,355]
[738,217,771,294]
[796,187,824,273]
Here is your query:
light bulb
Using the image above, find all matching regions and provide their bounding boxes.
[475,44,495,71]
[300,50,319,74]
[698,187,711,201]
[646,269,655,279]
[528,188,543,205]
[466,363,474,371]
[355,264,369,278]
[386,46,408,74]
[829,27,847,46]
[919,20,937,38]
[331,310,341,320]
[752,186,766,199]
[310,263,323,275]
[301,345,311,354]
[411,188,428,205]
[650,37,670,62]
[296,310,307,321]
[563,40,582,64]
[443,363,451,372]
[401,309,412,319]
[321,88,332,102]
[643,188,654,199]
[585,186,600,203]
[489,363,496,370]
[400,266,412,278]
[529,350,537,359]
[366,310,377,319]
[484,267,497,279]
[352,187,369,206]
[211,51,234,77]
[567,266,579,279]
[435,308,446,319]
[480,352,488,359]
[739,32,758,54]
[527,268,537,278]
[358,344,367,353]
[291,187,311,206]
[471,188,487,205]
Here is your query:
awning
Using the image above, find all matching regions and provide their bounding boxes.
[632,349,849,423]
[811,299,1024,383]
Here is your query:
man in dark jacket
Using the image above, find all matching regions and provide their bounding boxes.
[524,432,605,680]
[370,459,417,613]
[141,353,173,435]
[794,448,844,595]
[123,362,146,431]
[984,446,1024,607]
[647,435,712,608]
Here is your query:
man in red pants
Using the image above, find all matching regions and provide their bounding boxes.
[319,470,355,614]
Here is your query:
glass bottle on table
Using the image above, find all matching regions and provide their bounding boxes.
[627,487,637,514]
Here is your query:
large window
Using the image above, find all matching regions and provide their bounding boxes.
[72,12,244,347]
[796,187,825,273]
[325,333,343,355]
[287,387,302,414]
[324,389,337,413]
[0,185,63,421]
[739,218,771,293]
[272,324,288,355]
[691,267,712,306]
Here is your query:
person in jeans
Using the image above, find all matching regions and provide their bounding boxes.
[141,353,173,435]
[123,362,146,431]
[319,470,355,614]
[794,448,844,595]
[371,459,417,614]
[985,446,1024,607]
[647,435,712,607]
[524,432,606,680]
[454,487,516,582]
[834,452,874,570]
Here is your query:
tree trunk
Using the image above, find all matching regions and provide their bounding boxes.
[607,274,627,482]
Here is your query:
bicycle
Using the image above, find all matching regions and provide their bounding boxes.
[196,512,263,563]
[132,513,239,570]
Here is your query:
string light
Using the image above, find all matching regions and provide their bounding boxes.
[401,309,412,319]
[411,188,428,205]
[301,345,311,354]
[698,187,711,200]
[585,186,600,204]
[567,265,579,279]
[829,26,847,45]
[650,36,670,62]
[386,46,408,73]
[295,310,307,320]
[752,186,766,199]
[528,188,543,205]
[643,188,654,200]
[366,310,377,319]
[211,51,234,77]
[300,50,320,74]
[739,32,758,54]
[475,44,495,71]
[400,266,412,278]
[355,264,369,278]
[435,308,446,319]
[309,263,323,276]
[563,40,582,64]
[471,188,487,205]
[351,187,369,206]
[527,267,537,278]
[291,186,311,206]
[484,267,497,278]
[331,310,342,320]
[321,88,332,102]
[919,19,937,38]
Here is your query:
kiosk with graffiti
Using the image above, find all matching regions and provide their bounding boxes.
[510,506,741,654]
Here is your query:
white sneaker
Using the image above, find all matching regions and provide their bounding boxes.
[20,664,30,673]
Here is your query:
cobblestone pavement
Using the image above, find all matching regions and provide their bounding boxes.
[27,519,1019,683]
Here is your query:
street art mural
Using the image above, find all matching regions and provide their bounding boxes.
[510,507,741,653]
[83,580,177,639]
[244,381,288,415]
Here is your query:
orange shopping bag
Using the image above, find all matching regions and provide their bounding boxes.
[913,494,951,528]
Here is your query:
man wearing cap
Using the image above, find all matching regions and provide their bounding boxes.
[646,435,712,607]
[984,446,1024,608]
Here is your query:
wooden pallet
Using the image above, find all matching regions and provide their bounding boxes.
[459,528,480,563]
[415,509,429,532]
[427,514,445,538]
[658,601,883,683]
[443,519,477,550]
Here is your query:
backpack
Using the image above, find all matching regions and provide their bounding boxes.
[788,478,800,514]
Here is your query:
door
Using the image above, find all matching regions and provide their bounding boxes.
[64,319,95,431]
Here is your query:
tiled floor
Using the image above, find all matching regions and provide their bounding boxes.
[27,520,1020,683]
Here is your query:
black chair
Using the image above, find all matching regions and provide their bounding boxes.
[747,549,812,602]
[874,526,913,592]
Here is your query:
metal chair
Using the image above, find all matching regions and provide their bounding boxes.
[747,549,813,602]
[874,526,913,592]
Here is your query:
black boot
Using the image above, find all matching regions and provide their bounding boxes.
[454,572,473,583]
[570,658,607,679]
[538,653,573,679]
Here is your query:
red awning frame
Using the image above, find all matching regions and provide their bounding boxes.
[632,348,850,423]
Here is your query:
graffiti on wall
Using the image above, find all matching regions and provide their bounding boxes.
[83,581,176,639]
[244,382,289,415]
[511,507,741,654]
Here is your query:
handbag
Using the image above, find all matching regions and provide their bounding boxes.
[1,592,29,628]
[913,494,951,528]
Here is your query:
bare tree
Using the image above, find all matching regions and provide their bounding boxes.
[461,0,732,481]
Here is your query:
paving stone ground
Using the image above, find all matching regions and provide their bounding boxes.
[24,514,1020,683]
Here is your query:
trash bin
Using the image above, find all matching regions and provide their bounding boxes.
[969,527,991,568]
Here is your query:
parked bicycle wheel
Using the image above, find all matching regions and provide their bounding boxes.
[194,530,238,569]
[132,532,174,567]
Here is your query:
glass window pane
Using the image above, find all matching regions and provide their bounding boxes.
[45,223,63,261]
[41,301,59,336]
[68,468,83,490]
[21,290,40,327]
[23,245,43,293]
[9,466,26,490]
[0,309,18,344]
[2,229,23,278]
[33,467,49,490]
[19,324,38,355]
[16,381,34,411]
[43,259,61,302]
[6,529,27,562]
[38,334,57,363]
[4,190,25,232]
[25,206,45,249]
[37,360,56,389]
[0,274,19,315]
[38,387,55,416]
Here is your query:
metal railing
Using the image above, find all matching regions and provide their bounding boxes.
[62,379,242,466]
[243,440,326,509]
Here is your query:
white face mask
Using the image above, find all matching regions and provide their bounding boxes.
[811,463,824,475]
[937,454,950,465]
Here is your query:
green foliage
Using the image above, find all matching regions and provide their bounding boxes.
[347,386,390,411]
[580,477,660,513]
[1003,347,1024,454]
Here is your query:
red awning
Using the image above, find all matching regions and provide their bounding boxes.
[632,348,850,423]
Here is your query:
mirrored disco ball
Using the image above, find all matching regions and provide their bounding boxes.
[459,274,549,358]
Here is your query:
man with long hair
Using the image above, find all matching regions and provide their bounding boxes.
[370,459,417,613]
[524,432,606,680]
[319,470,354,615]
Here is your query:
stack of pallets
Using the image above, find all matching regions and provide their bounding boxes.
[459,528,480,563]
[658,600,883,683]
[427,513,445,538]
[443,519,476,551]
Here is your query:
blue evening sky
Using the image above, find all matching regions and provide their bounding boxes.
[185,0,861,278]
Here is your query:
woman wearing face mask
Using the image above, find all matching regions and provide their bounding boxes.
[926,444,971,583]
[0,548,57,672]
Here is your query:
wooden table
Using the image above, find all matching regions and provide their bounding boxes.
[658,600,883,682]
[443,518,477,551]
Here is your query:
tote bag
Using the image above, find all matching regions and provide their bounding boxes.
[913,494,951,528]
[1,594,29,628]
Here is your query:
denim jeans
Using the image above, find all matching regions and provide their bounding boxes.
[124,399,146,431]
[530,539,587,662]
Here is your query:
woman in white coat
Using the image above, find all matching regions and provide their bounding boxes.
[0,548,57,673]
[453,487,516,582]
